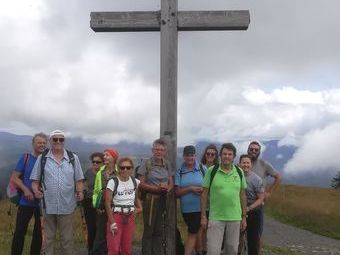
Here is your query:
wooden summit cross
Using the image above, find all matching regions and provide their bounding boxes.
[90,0,249,253]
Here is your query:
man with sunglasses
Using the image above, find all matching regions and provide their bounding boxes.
[247,141,281,254]
[30,130,84,255]
[247,141,281,201]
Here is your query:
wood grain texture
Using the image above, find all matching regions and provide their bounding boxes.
[90,10,250,32]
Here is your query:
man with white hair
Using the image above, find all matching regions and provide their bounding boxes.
[31,130,84,255]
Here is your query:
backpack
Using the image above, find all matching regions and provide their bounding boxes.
[39,149,76,208]
[209,163,243,192]
[179,162,205,180]
[6,153,30,205]
[111,175,138,197]
[137,158,171,177]
[136,158,170,200]
[109,176,138,210]
[39,149,75,185]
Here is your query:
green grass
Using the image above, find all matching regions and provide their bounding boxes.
[0,200,88,254]
[265,185,340,239]
[0,203,21,254]
[1,195,320,254]
[0,199,186,253]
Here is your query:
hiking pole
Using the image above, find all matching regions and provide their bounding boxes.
[7,203,15,236]
[78,202,88,244]
[39,198,46,246]
[161,192,167,255]
[39,179,47,248]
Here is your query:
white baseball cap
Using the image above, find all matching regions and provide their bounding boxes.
[49,129,65,138]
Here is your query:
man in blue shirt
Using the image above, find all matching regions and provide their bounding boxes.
[10,132,48,255]
[31,130,84,255]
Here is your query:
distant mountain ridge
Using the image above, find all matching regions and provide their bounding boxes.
[0,131,334,197]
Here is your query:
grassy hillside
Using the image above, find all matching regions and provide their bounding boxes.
[2,185,336,254]
[266,184,340,239]
[0,199,186,254]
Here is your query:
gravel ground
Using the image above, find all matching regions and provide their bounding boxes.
[263,216,340,254]
[74,216,340,255]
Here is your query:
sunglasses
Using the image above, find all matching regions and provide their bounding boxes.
[153,148,165,152]
[206,152,216,157]
[119,166,132,170]
[92,160,103,165]
[52,137,65,143]
[249,148,259,152]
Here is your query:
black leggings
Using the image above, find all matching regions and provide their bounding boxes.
[11,205,42,255]
[83,198,97,251]
[246,207,263,255]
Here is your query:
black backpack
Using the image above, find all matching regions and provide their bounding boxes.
[209,163,243,191]
[110,175,138,197]
[40,149,75,184]
[179,163,205,181]
[39,149,76,208]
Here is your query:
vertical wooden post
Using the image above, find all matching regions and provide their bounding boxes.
[160,0,177,253]
[160,0,177,163]
[90,3,250,253]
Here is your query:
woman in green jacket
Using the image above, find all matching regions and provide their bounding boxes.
[91,148,119,255]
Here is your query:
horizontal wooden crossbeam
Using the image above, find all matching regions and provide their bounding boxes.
[91,10,250,32]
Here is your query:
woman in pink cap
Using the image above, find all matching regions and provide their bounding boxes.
[91,148,119,254]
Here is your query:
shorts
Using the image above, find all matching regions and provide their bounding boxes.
[182,211,201,234]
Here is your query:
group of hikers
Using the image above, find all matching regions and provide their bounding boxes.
[9,130,281,255]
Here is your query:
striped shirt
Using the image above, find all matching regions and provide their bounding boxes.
[30,149,84,214]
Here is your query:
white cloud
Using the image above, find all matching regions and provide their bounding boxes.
[278,133,300,147]
[0,0,44,20]
[1,0,340,150]
[284,123,340,174]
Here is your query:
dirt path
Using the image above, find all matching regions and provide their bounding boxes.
[263,216,340,254]
[74,216,340,255]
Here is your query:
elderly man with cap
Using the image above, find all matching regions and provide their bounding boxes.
[175,145,207,255]
[30,129,84,255]
[91,148,119,255]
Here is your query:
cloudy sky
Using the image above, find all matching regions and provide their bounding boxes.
[1,0,340,175]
